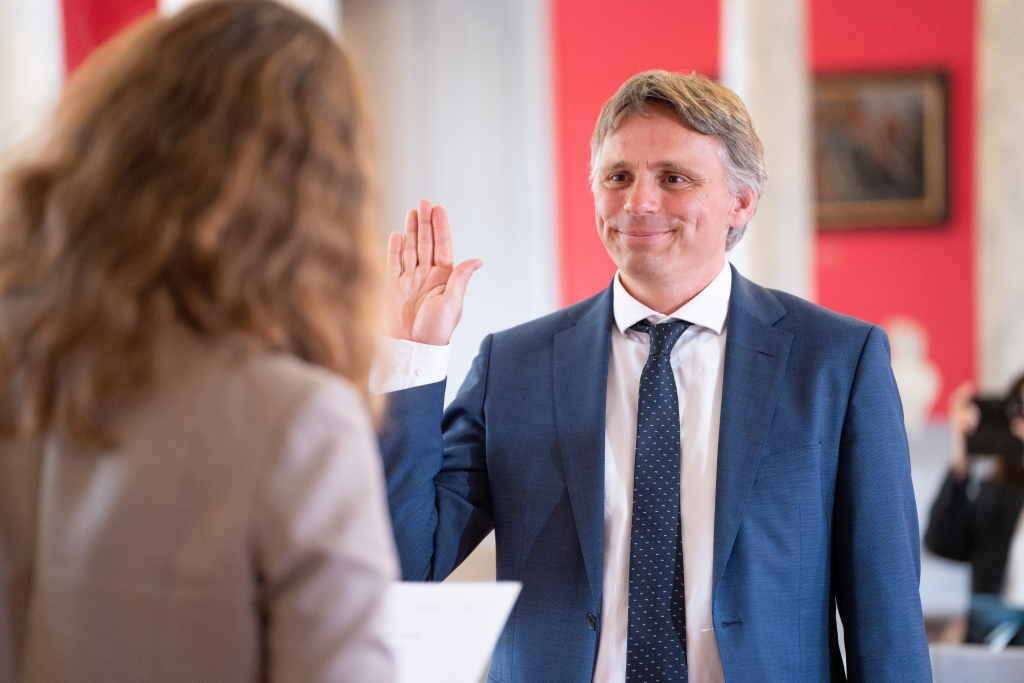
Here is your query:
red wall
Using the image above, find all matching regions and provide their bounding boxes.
[62,0,156,74]
[552,0,720,305]
[812,0,975,416]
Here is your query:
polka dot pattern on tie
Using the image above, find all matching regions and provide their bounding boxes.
[626,319,690,683]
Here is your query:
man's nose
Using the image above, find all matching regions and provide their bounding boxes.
[623,175,660,214]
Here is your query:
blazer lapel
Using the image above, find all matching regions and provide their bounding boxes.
[552,286,614,602]
[712,268,793,598]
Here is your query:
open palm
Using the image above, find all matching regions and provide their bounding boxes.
[384,199,482,346]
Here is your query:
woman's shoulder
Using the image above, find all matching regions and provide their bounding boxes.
[244,351,371,436]
[219,346,368,435]
[242,349,360,403]
[141,331,371,460]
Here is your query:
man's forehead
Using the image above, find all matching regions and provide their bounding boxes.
[596,109,719,165]
[599,157,691,171]
[612,101,690,130]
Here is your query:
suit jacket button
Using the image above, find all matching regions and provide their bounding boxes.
[586,613,597,630]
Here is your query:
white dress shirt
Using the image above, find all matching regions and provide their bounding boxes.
[593,262,729,683]
[374,261,731,683]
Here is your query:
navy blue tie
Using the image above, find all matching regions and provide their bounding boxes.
[626,319,690,683]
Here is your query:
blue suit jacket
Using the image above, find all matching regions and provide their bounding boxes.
[379,267,931,682]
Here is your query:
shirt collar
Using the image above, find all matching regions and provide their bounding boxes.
[612,260,732,335]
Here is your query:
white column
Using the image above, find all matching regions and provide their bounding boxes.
[342,0,558,404]
[721,0,814,300]
[0,0,64,160]
[977,0,1024,391]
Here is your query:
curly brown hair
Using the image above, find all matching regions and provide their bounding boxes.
[0,0,380,448]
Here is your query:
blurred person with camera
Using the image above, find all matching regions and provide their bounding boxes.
[0,2,397,682]
[925,374,1024,646]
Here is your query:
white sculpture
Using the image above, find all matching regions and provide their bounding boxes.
[885,315,941,438]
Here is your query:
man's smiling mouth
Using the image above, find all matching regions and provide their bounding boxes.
[606,215,679,239]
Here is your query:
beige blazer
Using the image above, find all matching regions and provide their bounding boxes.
[0,333,397,683]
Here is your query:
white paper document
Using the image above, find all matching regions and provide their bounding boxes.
[384,581,522,683]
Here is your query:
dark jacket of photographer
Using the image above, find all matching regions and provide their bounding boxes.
[925,470,1024,594]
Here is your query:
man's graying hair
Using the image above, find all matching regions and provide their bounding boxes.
[591,70,767,250]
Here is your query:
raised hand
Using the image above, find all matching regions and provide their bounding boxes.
[384,199,483,346]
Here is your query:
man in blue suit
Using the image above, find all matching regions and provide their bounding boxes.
[377,71,931,682]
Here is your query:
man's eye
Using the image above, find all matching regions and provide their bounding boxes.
[608,173,627,182]
[666,175,686,184]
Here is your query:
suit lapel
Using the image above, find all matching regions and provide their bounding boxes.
[712,268,793,598]
[552,286,613,602]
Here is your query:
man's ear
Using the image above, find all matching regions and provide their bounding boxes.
[730,186,758,227]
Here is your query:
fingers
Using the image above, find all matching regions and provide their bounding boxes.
[386,232,403,278]
[1011,417,1024,443]
[432,205,453,268]
[443,258,483,307]
[402,199,453,272]
[950,381,975,402]
[416,199,434,268]
[967,403,981,432]
[403,208,418,272]
[949,381,977,429]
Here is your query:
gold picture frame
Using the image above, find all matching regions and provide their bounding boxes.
[814,72,947,228]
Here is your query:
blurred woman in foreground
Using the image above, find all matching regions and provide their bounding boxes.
[0,2,396,681]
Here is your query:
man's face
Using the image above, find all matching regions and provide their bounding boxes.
[592,104,755,290]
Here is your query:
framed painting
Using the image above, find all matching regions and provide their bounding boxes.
[814,72,947,228]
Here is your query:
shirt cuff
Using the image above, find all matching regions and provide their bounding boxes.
[369,337,450,394]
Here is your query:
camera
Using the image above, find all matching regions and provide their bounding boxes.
[966,396,1024,459]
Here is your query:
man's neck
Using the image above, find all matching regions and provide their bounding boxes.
[619,260,725,315]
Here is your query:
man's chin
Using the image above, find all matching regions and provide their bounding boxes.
[614,249,723,285]
[616,253,671,281]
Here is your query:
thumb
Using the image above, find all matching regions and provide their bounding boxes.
[444,258,483,306]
